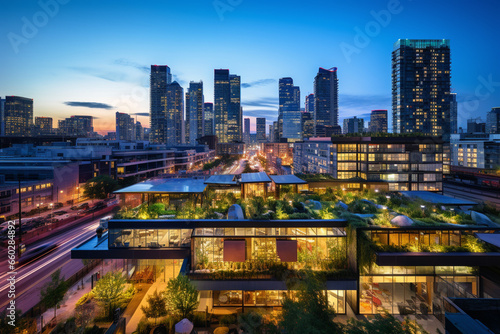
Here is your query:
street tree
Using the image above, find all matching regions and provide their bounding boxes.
[40,269,69,321]
[93,271,126,319]
[163,274,199,319]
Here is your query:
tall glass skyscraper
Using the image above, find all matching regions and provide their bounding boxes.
[228,74,242,142]
[392,39,451,138]
[164,82,184,145]
[244,118,251,144]
[203,102,214,136]
[150,65,172,143]
[279,77,301,141]
[450,93,458,134]
[313,68,338,136]
[214,69,230,143]
[256,118,266,143]
[186,81,204,145]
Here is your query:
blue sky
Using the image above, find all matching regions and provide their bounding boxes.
[1,0,499,133]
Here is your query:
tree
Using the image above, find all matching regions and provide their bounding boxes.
[93,271,126,319]
[163,274,199,319]
[83,175,118,200]
[344,313,429,334]
[0,310,37,334]
[243,162,254,173]
[280,271,342,334]
[40,269,69,321]
[141,289,168,325]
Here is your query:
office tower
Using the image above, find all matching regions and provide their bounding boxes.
[392,39,451,137]
[486,107,500,134]
[268,124,273,142]
[343,116,364,134]
[186,81,204,145]
[35,116,53,135]
[450,93,458,134]
[305,94,314,114]
[164,82,184,145]
[279,77,301,141]
[244,118,251,144]
[467,118,486,134]
[203,102,214,136]
[314,67,338,136]
[1,96,33,136]
[369,110,388,133]
[136,121,144,140]
[272,121,278,143]
[228,74,242,142]
[302,111,314,139]
[256,118,266,143]
[150,65,172,143]
[116,112,136,141]
[58,115,93,137]
[214,69,230,143]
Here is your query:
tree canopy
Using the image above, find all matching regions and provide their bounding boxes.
[40,269,69,320]
[83,175,118,200]
[163,274,199,319]
[93,271,127,318]
[141,289,168,325]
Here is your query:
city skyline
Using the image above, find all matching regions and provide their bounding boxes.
[1,0,499,134]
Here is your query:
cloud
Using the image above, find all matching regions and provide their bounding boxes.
[241,79,276,88]
[113,58,149,73]
[242,96,279,110]
[131,112,149,116]
[64,101,114,109]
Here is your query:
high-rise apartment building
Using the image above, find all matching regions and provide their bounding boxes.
[244,118,251,144]
[203,102,214,136]
[279,77,301,141]
[392,39,451,138]
[450,93,458,134]
[186,81,204,145]
[150,65,172,143]
[486,107,500,134]
[58,115,94,137]
[368,110,388,133]
[228,74,242,142]
[164,82,184,145]
[314,68,338,136]
[116,112,136,141]
[301,111,314,139]
[35,116,53,135]
[343,116,364,134]
[1,96,33,136]
[256,118,266,143]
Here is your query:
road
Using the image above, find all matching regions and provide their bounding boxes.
[443,182,500,209]
[0,218,100,313]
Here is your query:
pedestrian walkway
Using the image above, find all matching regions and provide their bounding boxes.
[37,259,117,333]
[125,281,168,334]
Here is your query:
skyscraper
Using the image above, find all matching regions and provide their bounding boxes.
[1,96,33,136]
[203,102,214,136]
[164,82,184,145]
[369,110,388,133]
[450,93,458,134]
[228,74,242,142]
[0,98,4,135]
[343,116,364,134]
[35,116,53,135]
[58,115,93,137]
[392,39,451,138]
[314,68,338,136]
[186,81,204,145]
[136,121,144,140]
[305,94,315,114]
[244,118,251,144]
[256,118,266,143]
[302,111,314,139]
[486,107,500,134]
[150,65,172,143]
[279,77,301,141]
[214,69,230,143]
[116,112,136,141]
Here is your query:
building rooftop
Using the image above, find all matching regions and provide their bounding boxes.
[269,174,307,185]
[476,233,500,249]
[399,191,477,206]
[115,178,207,194]
[240,172,272,183]
[205,174,238,185]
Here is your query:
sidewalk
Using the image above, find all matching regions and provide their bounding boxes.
[37,259,117,333]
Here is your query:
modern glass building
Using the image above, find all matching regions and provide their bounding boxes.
[369,110,388,134]
[343,116,364,134]
[1,96,33,136]
[228,75,242,142]
[214,70,241,143]
[279,77,301,141]
[116,112,136,141]
[35,116,53,135]
[256,118,266,143]
[486,107,500,134]
[164,82,184,145]
[186,81,204,145]
[150,65,172,143]
[58,115,94,137]
[392,39,451,138]
[203,102,214,136]
[314,68,339,136]
[244,118,251,144]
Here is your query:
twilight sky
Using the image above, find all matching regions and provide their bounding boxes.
[1,0,499,134]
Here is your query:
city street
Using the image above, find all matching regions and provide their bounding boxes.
[0,218,101,313]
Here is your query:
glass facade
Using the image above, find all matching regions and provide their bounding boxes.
[109,228,192,248]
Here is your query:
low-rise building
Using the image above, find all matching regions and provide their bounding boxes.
[451,133,500,170]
